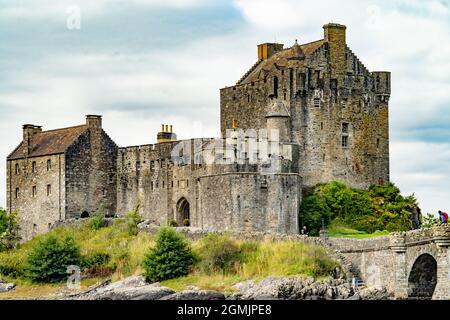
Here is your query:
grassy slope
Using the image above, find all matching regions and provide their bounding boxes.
[328,224,390,239]
[0,221,339,299]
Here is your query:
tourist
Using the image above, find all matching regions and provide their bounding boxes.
[439,210,448,225]
[301,226,308,235]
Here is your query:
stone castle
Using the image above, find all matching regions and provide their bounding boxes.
[6,23,390,240]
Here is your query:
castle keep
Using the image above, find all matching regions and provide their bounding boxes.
[6,24,390,240]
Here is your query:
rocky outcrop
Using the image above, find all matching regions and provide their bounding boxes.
[0,281,16,293]
[70,276,175,300]
[229,276,355,300]
[161,290,225,300]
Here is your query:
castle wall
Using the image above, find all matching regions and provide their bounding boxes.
[198,173,301,234]
[65,129,118,218]
[7,154,65,240]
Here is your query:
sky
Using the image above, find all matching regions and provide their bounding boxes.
[0,0,449,216]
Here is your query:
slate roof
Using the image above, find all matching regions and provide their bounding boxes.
[238,39,325,85]
[7,125,88,160]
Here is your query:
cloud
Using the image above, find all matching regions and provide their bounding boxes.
[0,0,449,217]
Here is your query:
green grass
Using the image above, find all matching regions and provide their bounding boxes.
[328,224,390,239]
[0,222,341,299]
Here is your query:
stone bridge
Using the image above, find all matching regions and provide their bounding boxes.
[326,226,450,300]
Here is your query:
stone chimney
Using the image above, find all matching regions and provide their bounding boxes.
[22,124,42,155]
[157,124,177,143]
[86,115,102,129]
[323,23,347,78]
[257,43,284,61]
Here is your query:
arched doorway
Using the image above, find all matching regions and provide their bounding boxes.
[408,254,437,299]
[80,211,89,218]
[176,198,190,226]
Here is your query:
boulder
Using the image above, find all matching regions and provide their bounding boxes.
[0,282,16,293]
[161,290,225,300]
[359,286,391,300]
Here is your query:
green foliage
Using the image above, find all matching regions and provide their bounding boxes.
[196,233,242,275]
[142,227,196,282]
[0,209,21,252]
[25,235,81,283]
[124,207,142,236]
[421,213,440,228]
[90,207,106,230]
[300,181,417,235]
[168,220,178,227]
[81,252,111,276]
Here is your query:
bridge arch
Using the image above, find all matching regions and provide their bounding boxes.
[408,253,438,299]
[176,197,190,226]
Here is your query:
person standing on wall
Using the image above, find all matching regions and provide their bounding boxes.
[439,210,448,225]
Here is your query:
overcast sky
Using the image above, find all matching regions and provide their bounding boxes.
[1,0,449,216]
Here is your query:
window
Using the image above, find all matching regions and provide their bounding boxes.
[47,159,51,171]
[15,188,19,199]
[15,163,20,175]
[341,122,349,148]
[320,122,324,130]
[232,119,238,129]
[47,184,51,196]
[32,186,37,197]
[150,161,155,171]
[342,136,349,148]
[273,76,279,98]
[32,161,37,173]
[314,98,320,107]
[342,122,349,134]
[377,138,380,149]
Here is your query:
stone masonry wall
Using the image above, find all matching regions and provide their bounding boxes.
[7,154,65,240]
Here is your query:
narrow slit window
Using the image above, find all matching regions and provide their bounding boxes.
[32,161,37,173]
[47,184,51,196]
[15,188,19,199]
[15,163,20,175]
[47,159,52,171]
[32,186,37,197]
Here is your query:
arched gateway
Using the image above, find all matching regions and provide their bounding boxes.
[176,198,190,226]
[408,254,438,299]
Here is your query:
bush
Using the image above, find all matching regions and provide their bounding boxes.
[142,227,195,282]
[196,233,241,274]
[90,208,106,230]
[25,235,81,283]
[0,210,21,252]
[300,181,416,235]
[168,220,178,227]
[81,252,112,276]
[124,208,142,236]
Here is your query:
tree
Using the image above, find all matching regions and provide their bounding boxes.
[0,209,21,252]
[142,227,195,282]
[25,235,81,283]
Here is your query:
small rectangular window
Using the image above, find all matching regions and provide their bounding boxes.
[32,186,37,197]
[47,159,52,171]
[15,188,19,199]
[32,161,37,173]
[47,184,51,196]
[342,136,349,148]
[15,163,20,175]
[342,123,349,134]
[150,161,155,171]
[314,98,320,107]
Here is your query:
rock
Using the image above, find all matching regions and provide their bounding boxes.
[346,293,361,300]
[233,276,353,300]
[186,285,201,291]
[0,282,16,293]
[95,275,147,294]
[359,286,391,300]
[161,290,225,300]
[83,283,174,300]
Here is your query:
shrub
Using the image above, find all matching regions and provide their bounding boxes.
[0,210,21,252]
[25,235,81,283]
[196,233,241,274]
[81,252,112,276]
[168,220,178,227]
[124,208,142,236]
[90,208,106,230]
[142,227,195,282]
[300,181,416,235]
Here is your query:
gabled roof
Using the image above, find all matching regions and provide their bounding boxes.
[239,39,325,85]
[7,125,88,160]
